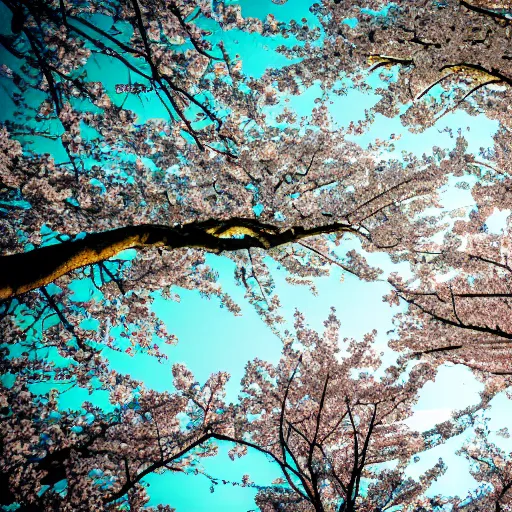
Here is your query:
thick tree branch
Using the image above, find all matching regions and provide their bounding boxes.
[460,0,512,24]
[0,219,357,299]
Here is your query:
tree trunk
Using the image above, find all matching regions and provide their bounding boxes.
[0,219,356,299]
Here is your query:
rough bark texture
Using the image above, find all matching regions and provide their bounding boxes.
[0,218,356,299]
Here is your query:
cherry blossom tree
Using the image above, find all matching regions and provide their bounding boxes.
[1,309,467,511]
[386,129,512,377]
[0,120,453,372]
[0,0,460,370]
[2,0,510,509]
[214,310,452,512]
[276,0,512,132]
[3,2,511,359]
[452,418,512,512]
[0,348,233,511]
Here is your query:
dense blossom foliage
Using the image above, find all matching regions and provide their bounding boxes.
[0,350,232,510]
[0,311,467,511]
[3,0,512,510]
[455,423,512,511]
[0,0,453,366]
[387,129,512,377]
[276,0,512,131]
[234,310,446,512]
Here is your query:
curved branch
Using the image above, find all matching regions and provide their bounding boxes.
[398,292,512,344]
[460,0,512,24]
[439,62,512,87]
[0,219,357,299]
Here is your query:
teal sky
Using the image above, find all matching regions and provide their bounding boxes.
[2,0,510,510]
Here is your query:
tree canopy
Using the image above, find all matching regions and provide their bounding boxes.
[2,0,512,510]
